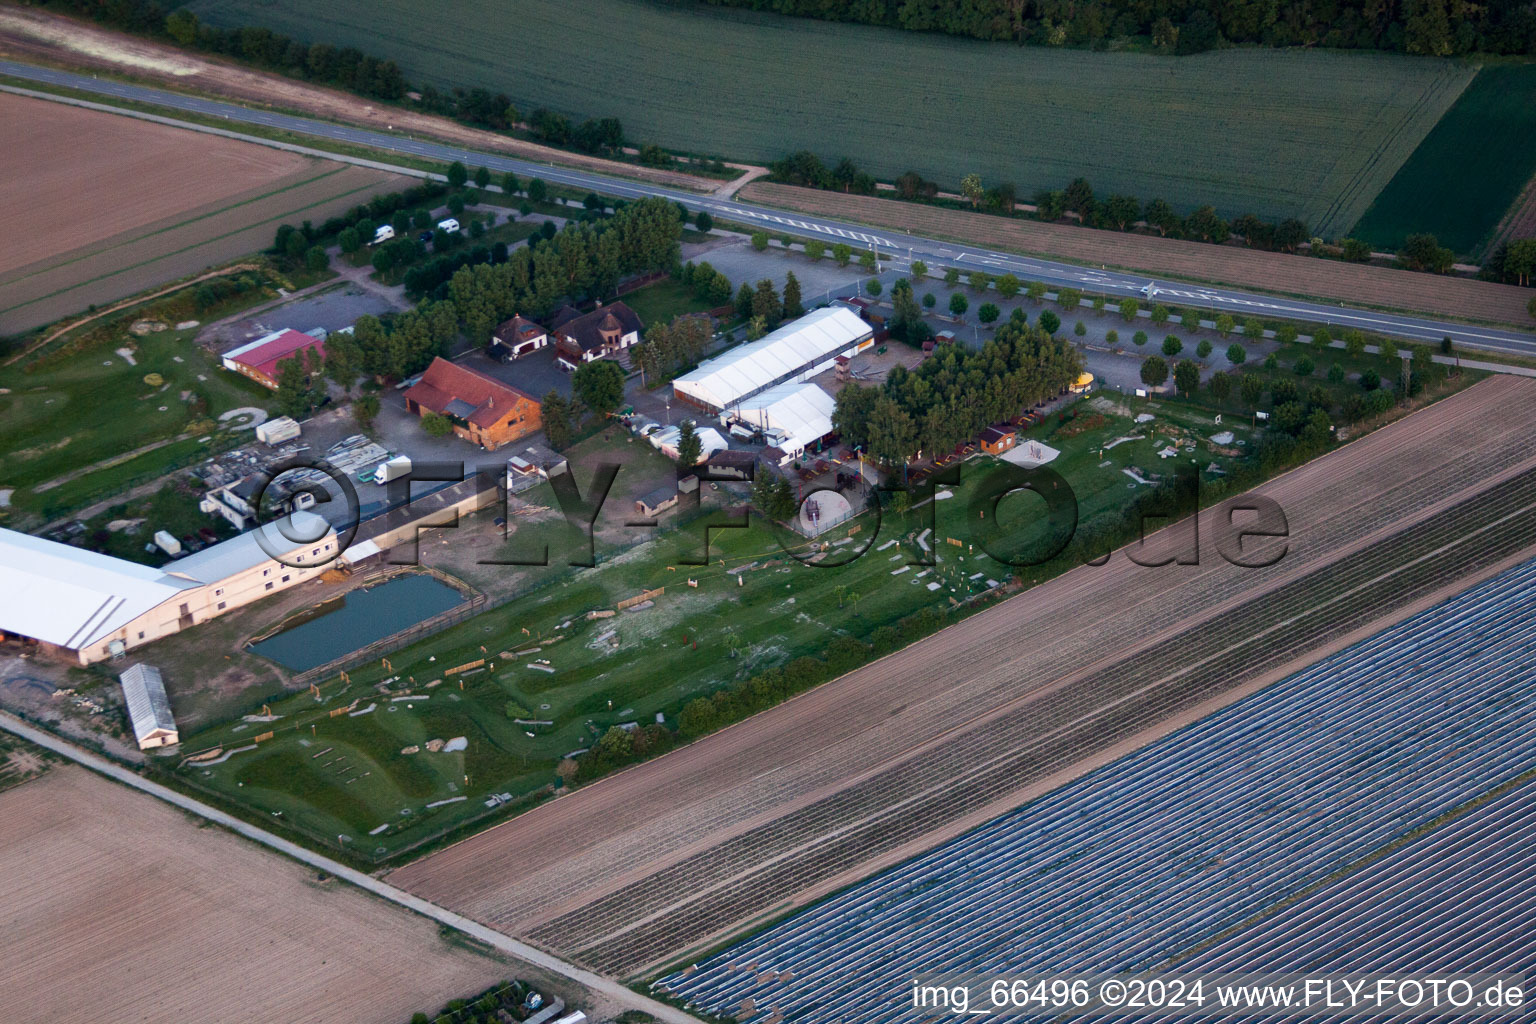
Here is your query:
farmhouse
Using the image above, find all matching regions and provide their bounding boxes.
[673,307,873,415]
[980,425,1017,455]
[0,511,339,665]
[119,663,178,749]
[550,302,643,369]
[732,381,836,465]
[403,357,542,450]
[489,315,548,361]
[221,329,326,389]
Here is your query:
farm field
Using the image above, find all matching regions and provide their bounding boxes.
[0,765,507,1024]
[1349,65,1536,256]
[172,395,1217,862]
[187,0,1471,234]
[0,92,408,334]
[658,557,1536,1021]
[388,375,1536,978]
[742,181,1536,326]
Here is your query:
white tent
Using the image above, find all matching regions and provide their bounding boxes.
[658,426,728,463]
[734,382,835,461]
[673,307,871,413]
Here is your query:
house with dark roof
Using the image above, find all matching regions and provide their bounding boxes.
[550,301,643,369]
[402,357,542,450]
[489,315,549,362]
[980,425,1017,455]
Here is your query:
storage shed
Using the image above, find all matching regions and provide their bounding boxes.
[119,663,178,749]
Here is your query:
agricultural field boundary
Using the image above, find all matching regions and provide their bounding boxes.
[0,5,729,193]
[0,711,705,1024]
[739,180,1536,328]
[1350,65,1536,256]
[387,376,1536,976]
[185,0,1467,231]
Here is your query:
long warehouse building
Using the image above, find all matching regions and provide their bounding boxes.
[672,306,872,415]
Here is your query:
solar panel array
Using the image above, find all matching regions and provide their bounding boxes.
[656,558,1536,1023]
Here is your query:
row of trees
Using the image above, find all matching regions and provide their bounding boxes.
[1031,177,1310,251]
[699,0,1536,56]
[834,317,1082,463]
[316,197,682,389]
[43,2,670,163]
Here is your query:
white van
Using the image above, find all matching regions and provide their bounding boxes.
[372,224,395,244]
[436,218,461,234]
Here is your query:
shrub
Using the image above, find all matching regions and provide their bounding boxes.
[1161,335,1183,356]
[1196,339,1213,359]
[1106,329,1119,345]
[1294,356,1315,376]
[1226,344,1247,365]
[1074,320,1087,336]
[1133,330,1148,346]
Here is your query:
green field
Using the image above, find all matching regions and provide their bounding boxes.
[169,390,1276,861]
[1349,65,1536,256]
[0,323,274,523]
[188,0,1471,235]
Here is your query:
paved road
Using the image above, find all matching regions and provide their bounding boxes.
[5,58,1536,357]
[0,710,704,1024]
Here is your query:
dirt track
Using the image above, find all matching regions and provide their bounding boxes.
[0,6,724,193]
[390,375,1536,977]
[741,181,1536,327]
[0,766,508,1024]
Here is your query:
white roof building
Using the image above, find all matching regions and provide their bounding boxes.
[0,529,200,653]
[733,382,836,462]
[0,511,338,666]
[673,307,872,413]
[119,663,178,749]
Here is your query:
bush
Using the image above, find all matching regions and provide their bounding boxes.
[1161,335,1183,356]
[1226,343,1247,365]
[922,292,937,309]
[1038,310,1060,335]
[1074,320,1087,336]
[978,302,1000,324]
[1133,330,1148,346]
[1106,329,1119,345]
[1196,339,1213,359]
[865,279,883,297]
[1294,356,1315,376]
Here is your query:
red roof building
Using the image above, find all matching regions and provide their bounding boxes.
[402,357,543,450]
[220,329,326,390]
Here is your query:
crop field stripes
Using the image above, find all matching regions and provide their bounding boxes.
[1141,777,1536,1023]
[538,467,1536,977]
[655,556,1536,1022]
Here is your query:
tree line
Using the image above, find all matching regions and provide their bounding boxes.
[834,317,1082,463]
[33,0,674,163]
[700,0,1535,56]
[316,197,682,387]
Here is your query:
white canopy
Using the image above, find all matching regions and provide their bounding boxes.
[673,307,870,412]
[734,382,835,459]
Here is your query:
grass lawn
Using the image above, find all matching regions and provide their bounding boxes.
[168,388,1298,861]
[621,278,719,326]
[0,325,274,524]
[1349,65,1536,256]
[190,0,1470,232]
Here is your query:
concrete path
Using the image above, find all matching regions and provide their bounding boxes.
[0,711,703,1024]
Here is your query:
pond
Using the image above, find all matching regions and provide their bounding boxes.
[248,574,465,672]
